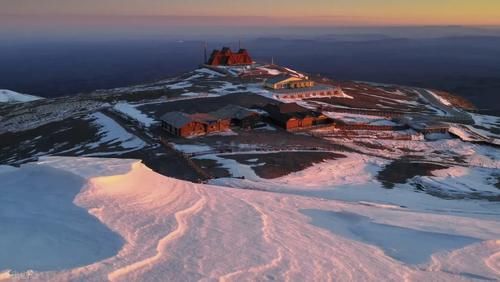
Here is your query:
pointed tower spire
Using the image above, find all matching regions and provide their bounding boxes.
[239,39,241,50]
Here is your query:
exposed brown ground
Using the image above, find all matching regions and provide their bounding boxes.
[0,115,101,165]
[164,127,352,153]
[377,158,448,189]
[192,158,231,179]
[222,151,345,179]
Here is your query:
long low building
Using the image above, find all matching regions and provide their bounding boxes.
[160,105,262,137]
[264,103,332,130]
[265,75,314,90]
[160,112,230,137]
[401,117,451,134]
[271,84,344,100]
[210,105,262,129]
[264,74,345,101]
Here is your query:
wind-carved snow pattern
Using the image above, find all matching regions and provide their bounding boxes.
[107,187,207,281]
[1,157,499,281]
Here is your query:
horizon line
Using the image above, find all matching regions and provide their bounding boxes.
[2,14,500,27]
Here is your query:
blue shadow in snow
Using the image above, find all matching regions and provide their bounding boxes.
[301,209,480,265]
[0,164,123,272]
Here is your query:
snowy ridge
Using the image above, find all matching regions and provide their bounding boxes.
[1,62,500,281]
[0,89,42,103]
[1,157,499,281]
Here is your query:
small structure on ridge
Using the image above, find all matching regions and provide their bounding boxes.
[207,47,253,66]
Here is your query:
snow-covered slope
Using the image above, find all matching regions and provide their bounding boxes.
[0,89,42,103]
[1,157,499,281]
[1,65,499,281]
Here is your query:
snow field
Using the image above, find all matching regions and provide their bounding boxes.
[113,102,157,127]
[89,112,146,150]
[2,157,500,281]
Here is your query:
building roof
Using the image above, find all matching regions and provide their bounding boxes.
[210,104,258,120]
[160,112,193,128]
[264,103,319,122]
[190,113,218,122]
[161,105,259,129]
[265,75,301,85]
[207,47,253,66]
[161,111,223,128]
[278,103,310,113]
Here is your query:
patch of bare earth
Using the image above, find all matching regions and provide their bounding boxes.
[377,158,448,189]
[222,151,345,179]
[192,158,231,179]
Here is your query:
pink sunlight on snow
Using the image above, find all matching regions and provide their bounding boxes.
[1,156,499,280]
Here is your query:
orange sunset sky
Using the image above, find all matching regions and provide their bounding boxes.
[2,0,500,26]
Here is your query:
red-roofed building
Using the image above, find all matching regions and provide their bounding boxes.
[207,47,253,66]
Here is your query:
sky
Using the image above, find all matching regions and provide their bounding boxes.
[2,0,500,25]
[1,0,500,40]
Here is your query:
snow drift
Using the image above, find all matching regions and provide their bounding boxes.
[0,157,499,281]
